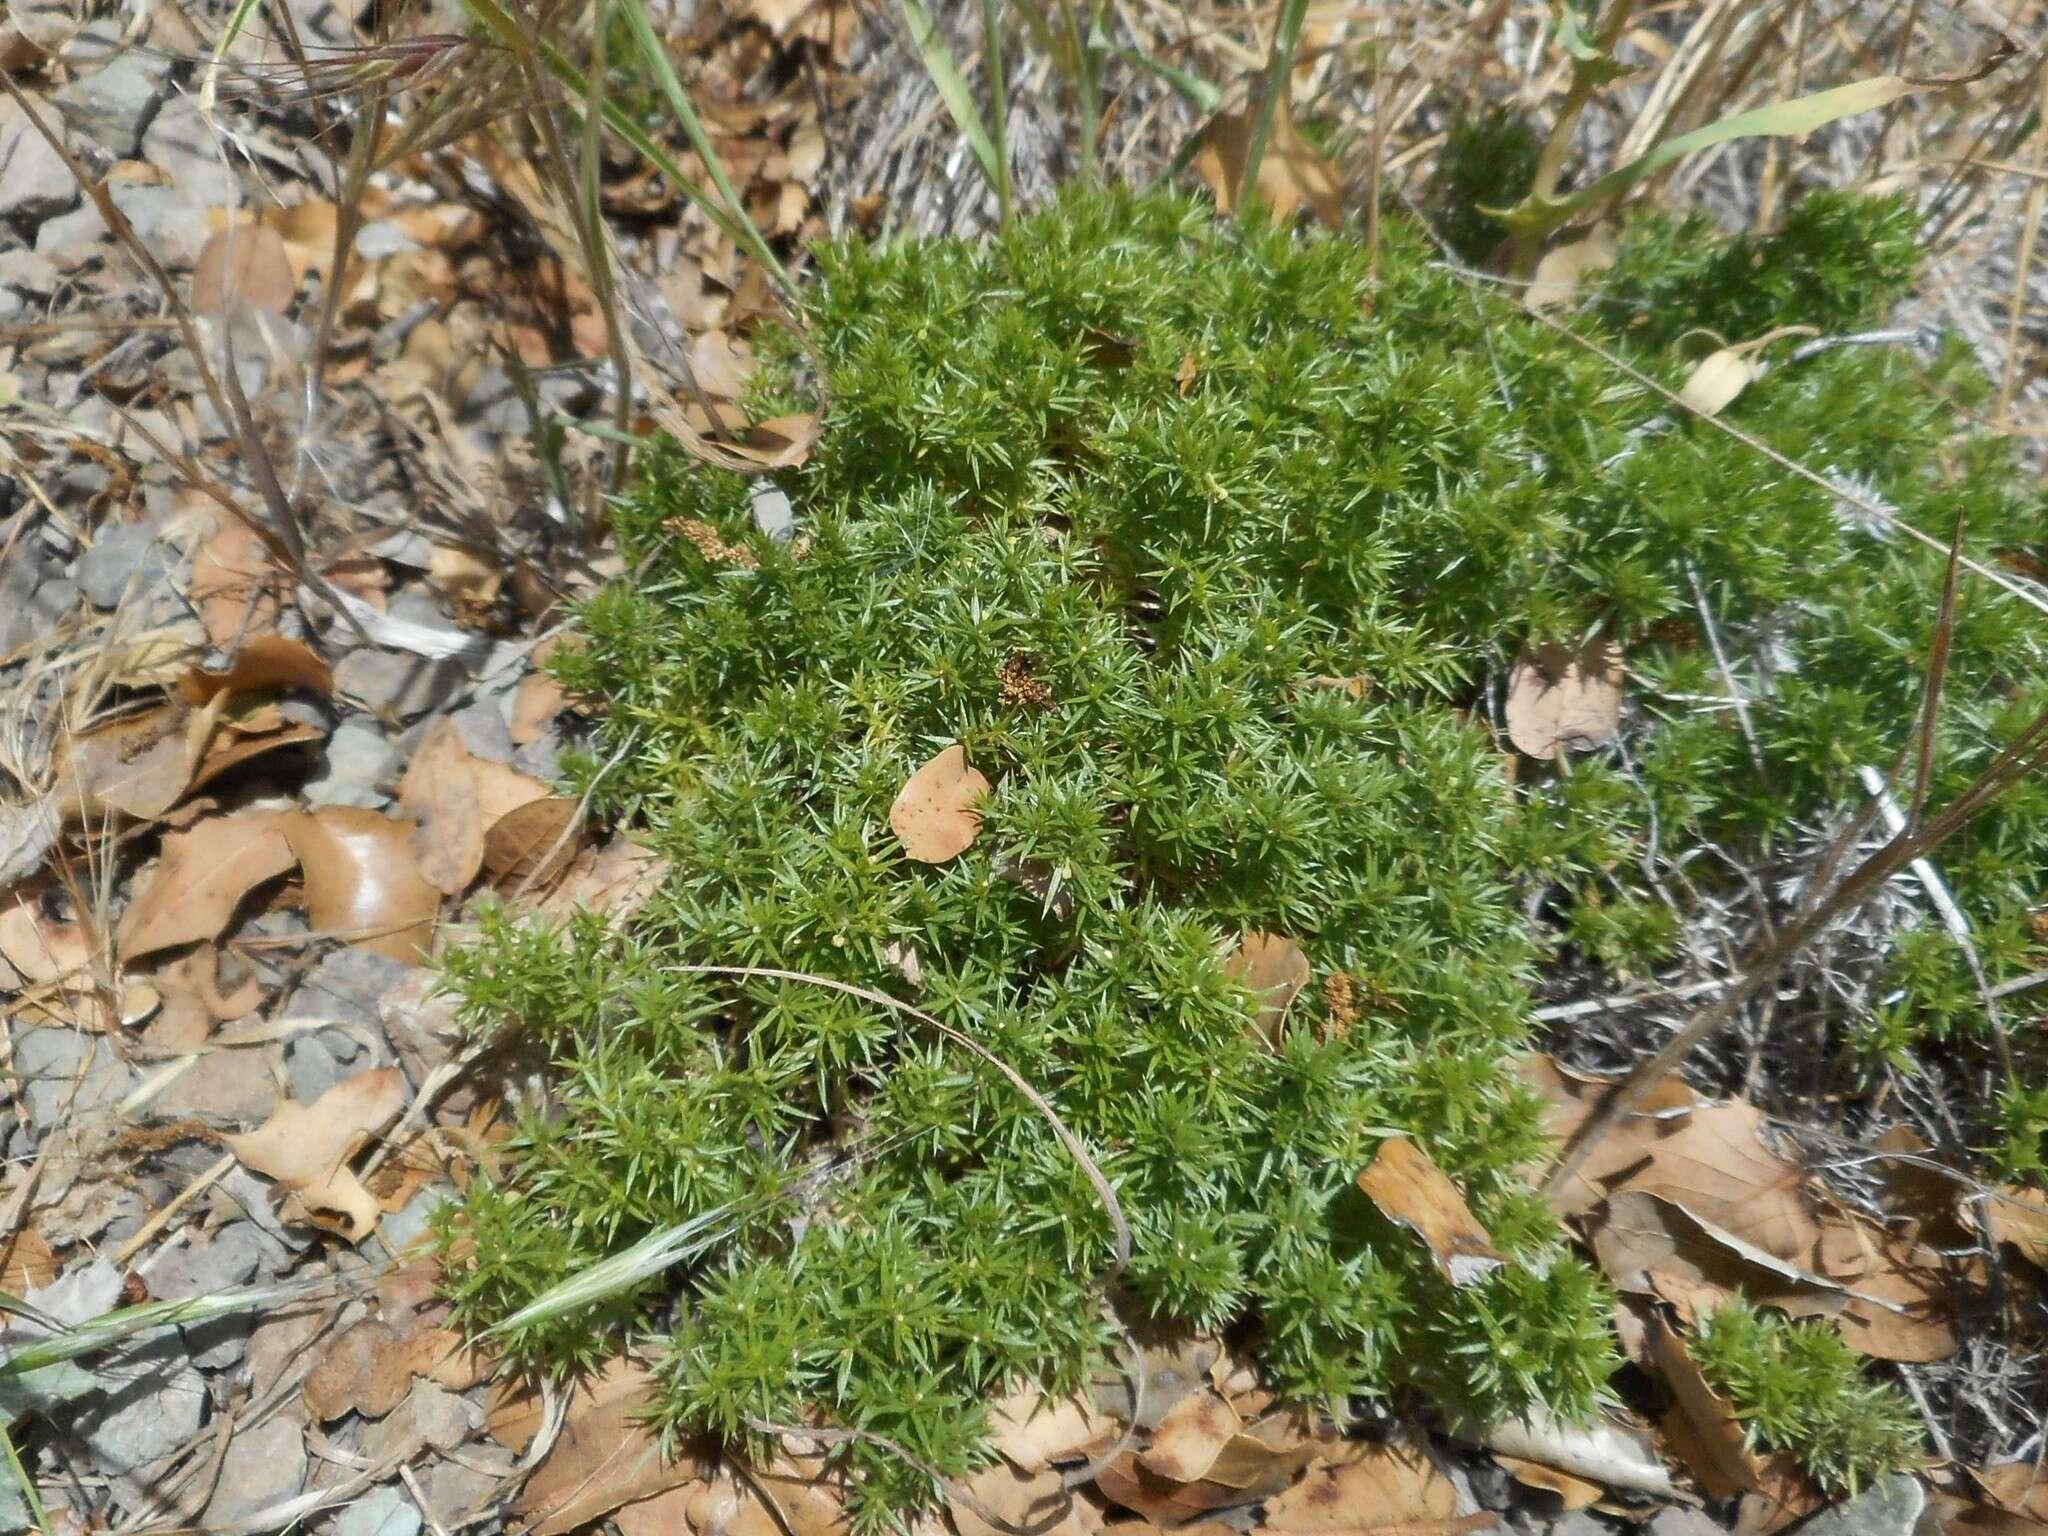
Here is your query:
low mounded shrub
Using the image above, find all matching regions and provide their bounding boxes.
[438,186,2045,1518]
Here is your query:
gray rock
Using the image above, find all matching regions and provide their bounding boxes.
[335,647,471,722]
[417,1452,507,1524]
[16,1027,139,1127]
[78,520,170,608]
[0,96,78,221]
[0,542,53,652]
[306,716,405,808]
[292,947,418,1035]
[52,44,170,158]
[201,1413,308,1526]
[139,93,240,209]
[139,1223,266,1301]
[285,1030,361,1104]
[76,1337,208,1506]
[449,696,514,762]
[331,1483,422,1536]
[1791,1476,1925,1536]
[1646,1510,1724,1536]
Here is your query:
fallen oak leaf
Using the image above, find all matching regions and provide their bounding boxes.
[1505,640,1623,759]
[482,795,584,890]
[116,809,296,960]
[1194,97,1344,229]
[1358,1136,1507,1287]
[225,1067,408,1241]
[283,807,439,961]
[191,222,297,315]
[1584,1189,1845,1321]
[1138,1386,1242,1483]
[178,633,333,703]
[1646,1313,1820,1518]
[1224,932,1311,1047]
[1258,1440,1467,1533]
[890,745,990,863]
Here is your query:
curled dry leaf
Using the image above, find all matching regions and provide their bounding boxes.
[283,807,439,962]
[1194,98,1344,229]
[890,745,990,863]
[1357,1136,1506,1287]
[1678,348,1758,417]
[1494,1454,1601,1512]
[117,809,296,960]
[178,633,334,704]
[1585,1189,1844,1321]
[1224,932,1311,1046]
[191,223,297,316]
[225,1067,408,1241]
[1505,640,1623,760]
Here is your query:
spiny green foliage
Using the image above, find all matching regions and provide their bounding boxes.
[438,186,2047,1513]
[1693,1301,1923,1494]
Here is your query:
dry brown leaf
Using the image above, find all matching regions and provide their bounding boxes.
[1258,1441,1462,1532]
[890,745,990,863]
[510,1359,710,1536]
[1358,1136,1506,1287]
[283,807,439,961]
[428,543,503,611]
[511,668,569,745]
[192,516,283,646]
[1977,1465,2048,1522]
[399,720,486,894]
[192,223,296,315]
[51,703,198,822]
[534,832,668,922]
[1678,349,1757,417]
[1814,1211,1962,1362]
[989,1384,1116,1472]
[1505,640,1623,760]
[117,809,296,959]
[949,1461,1086,1536]
[0,888,93,989]
[0,1227,60,1291]
[1978,1186,2048,1270]
[481,795,583,890]
[1493,1455,1601,1512]
[1585,1190,1844,1321]
[1224,932,1311,1046]
[1933,1493,2048,1535]
[1523,227,1617,312]
[1139,1387,1243,1483]
[302,1312,486,1420]
[178,633,334,704]
[1647,1313,1819,1518]
[226,1067,407,1240]
[1194,99,1344,229]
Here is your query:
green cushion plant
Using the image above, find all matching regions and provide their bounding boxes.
[437,185,2046,1520]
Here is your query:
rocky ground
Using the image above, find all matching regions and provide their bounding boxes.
[1,0,2044,1533]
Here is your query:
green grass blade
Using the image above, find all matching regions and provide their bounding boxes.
[1113,44,1221,113]
[897,0,1005,198]
[1494,73,1942,235]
